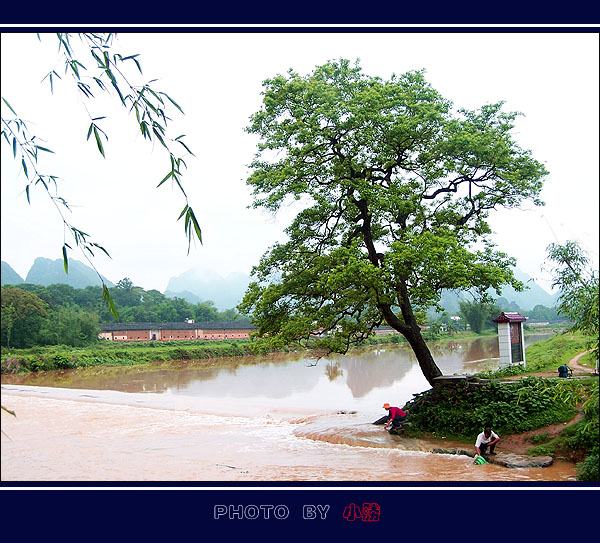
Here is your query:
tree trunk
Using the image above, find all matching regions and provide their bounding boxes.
[355,200,443,386]
[379,289,443,386]
[403,325,443,386]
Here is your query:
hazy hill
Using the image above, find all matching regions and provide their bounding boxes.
[3,256,558,316]
[1,261,25,285]
[433,268,559,314]
[25,257,115,289]
[165,269,251,311]
[164,289,204,305]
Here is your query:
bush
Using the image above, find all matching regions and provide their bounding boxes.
[528,433,551,444]
[403,378,581,440]
[576,451,599,482]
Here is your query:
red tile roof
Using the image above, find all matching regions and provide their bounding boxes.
[492,312,527,323]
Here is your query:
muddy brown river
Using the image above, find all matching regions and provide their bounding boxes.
[1,334,578,482]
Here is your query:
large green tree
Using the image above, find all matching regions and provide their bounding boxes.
[1,287,49,348]
[546,241,599,361]
[239,60,548,385]
[38,305,100,347]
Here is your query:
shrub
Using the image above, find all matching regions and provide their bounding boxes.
[404,379,581,440]
[528,433,551,444]
[576,450,599,482]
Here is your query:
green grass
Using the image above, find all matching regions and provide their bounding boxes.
[525,331,595,372]
[577,351,598,369]
[475,331,594,379]
[1,339,263,373]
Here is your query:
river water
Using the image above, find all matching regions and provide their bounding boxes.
[1,333,577,482]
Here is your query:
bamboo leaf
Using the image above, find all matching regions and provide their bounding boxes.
[188,207,203,245]
[146,87,164,106]
[93,126,106,157]
[2,97,17,116]
[157,171,172,188]
[62,245,69,274]
[91,50,105,68]
[93,76,106,90]
[77,82,94,98]
[105,68,125,104]
[91,243,111,258]
[102,283,119,322]
[161,92,184,114]
[177,204,189,220]
[176,138,195,157]
[36,176,48,190]
[69,60,80,79]
[34,145,55,154]
[21,158,28,178]
[1,405,16,417]
[152,127,167,149]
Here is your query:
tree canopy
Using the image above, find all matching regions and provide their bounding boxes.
[1,281,241,348]
[239,59,548,385]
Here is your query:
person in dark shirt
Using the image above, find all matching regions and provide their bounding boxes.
[558,365,572,378]
[382,402,407,432]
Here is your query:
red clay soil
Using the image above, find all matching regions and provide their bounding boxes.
[499,413,583,455]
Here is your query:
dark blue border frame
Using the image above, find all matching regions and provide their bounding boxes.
[1,1,600,24]
[1,20,598,539]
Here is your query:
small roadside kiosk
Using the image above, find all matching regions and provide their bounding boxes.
[493,312,527,369]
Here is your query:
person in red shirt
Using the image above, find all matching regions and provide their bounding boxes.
[382,402,407,432]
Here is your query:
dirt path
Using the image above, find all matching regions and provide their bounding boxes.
[498,413,584,455]
[501,349,595,380]
[567,350,593,373]
[498,350,595,455]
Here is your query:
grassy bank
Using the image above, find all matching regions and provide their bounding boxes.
[401,331,598,481]
[402,376,598,481]
[0,330,428,374]
[474,331,594,379]
[0,339,263,374]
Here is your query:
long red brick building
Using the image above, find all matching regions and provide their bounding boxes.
[99,320,257,342]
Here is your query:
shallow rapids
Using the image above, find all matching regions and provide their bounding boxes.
[1,385,577,482]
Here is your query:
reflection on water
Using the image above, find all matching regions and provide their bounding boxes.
[2,335,551,415]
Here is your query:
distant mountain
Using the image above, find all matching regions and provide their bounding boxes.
[1,261,24,285]
[432,268,559,314]
[164,289,205,305]
[494,267,560,310]
[25,257,115,289]
[165,268,251,311]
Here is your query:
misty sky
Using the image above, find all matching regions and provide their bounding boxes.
[1,31,598,295]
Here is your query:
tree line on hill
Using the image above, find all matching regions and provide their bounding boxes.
[1,278,241,348]
[457,300,561,334]
[1,277,564,349]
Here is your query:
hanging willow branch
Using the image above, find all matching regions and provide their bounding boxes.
[1,33,202,320]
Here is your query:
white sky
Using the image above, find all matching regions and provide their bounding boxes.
[1,31,598,295]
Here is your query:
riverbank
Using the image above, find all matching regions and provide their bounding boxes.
[0,327,561,375]
[399,347,598,481]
